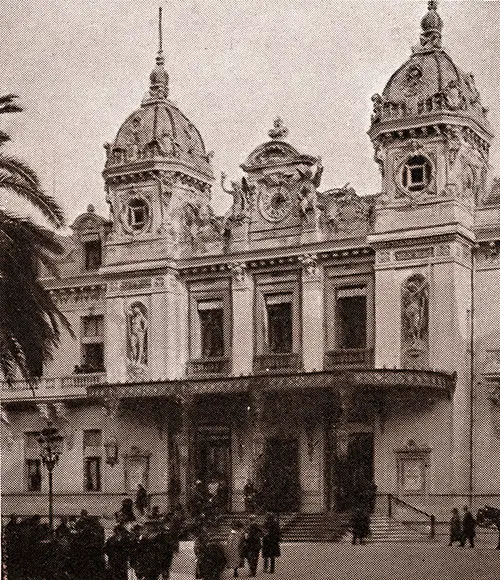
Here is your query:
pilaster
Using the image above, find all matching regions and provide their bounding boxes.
[230,263,254,375]
[299,254,324,371]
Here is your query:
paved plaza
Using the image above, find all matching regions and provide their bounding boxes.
[170,541,500,580]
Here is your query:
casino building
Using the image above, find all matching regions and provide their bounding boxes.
[2,1,500,519]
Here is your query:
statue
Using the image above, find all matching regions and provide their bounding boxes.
[127,303,148,366]
[371,94,383,123]
[296,158,323,218]
[221,173,254,222]
[402,274,429,346]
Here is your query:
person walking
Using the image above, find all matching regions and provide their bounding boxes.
[461,506,476,548]
[448,508,462,546]
[136,483,149,516]
[225,520,246,577]
[262,513,281,574]
[350,506,371,545]
[245,517,262,577]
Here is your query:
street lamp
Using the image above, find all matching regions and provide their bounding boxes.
[37,421,64,531]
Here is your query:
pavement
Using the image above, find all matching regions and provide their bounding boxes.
[169,540,500,580]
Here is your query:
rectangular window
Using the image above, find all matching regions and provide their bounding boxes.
[198,300,224,358]
[80,316,104,372]
[266,293,293,353]
[83,429,102,491]
[84,457,102,491]
[84,240,102,271]
[25,459,42,492]
[336,287,367,349]
[82,315,104,338]
[83,429,102,448]
[81,343,104,370]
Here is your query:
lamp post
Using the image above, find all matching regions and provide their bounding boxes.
[37,421,64,531]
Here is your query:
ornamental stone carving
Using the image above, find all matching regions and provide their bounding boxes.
[297,159,323,223]
[401,273,429,369]
[299,254,319,277]
[126,302,148,373]
[230,262,248,285]
[221,173,255,223]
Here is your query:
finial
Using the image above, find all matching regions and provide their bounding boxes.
[145,6,169,102]
[268,117,289,140]
[419,0,443,50]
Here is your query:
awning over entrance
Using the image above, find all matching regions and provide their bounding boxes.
[87,368,456,400]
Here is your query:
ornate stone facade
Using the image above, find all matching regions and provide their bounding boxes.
[2,1,500,519]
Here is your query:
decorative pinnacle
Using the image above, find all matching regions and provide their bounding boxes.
[268,117,289,140]
[419,0,443,49]
[145,6,169,102]
[156,6,164,65]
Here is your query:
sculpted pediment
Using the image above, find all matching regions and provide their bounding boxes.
[241,140,316,172]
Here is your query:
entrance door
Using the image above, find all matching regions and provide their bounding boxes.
[336,432,374,511]
[260,438,300,512]
[195,428,231,511]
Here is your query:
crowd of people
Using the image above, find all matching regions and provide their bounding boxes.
[1,495,281,580]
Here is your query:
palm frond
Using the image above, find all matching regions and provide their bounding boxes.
[0,170,65,227]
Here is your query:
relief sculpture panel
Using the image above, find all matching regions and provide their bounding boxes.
[401,273,429,370]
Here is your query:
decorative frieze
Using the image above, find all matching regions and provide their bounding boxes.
[49,285,105,305]
[395,247,434,261]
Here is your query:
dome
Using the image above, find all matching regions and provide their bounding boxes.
[370,1,490,133]
[104,50,213,179]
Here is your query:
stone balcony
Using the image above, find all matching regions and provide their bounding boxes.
[0,373,106,401]
[253,353,302,374]
[324,348,374,369]
[186,357,231,377]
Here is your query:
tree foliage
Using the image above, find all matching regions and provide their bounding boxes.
[0,95,71,387]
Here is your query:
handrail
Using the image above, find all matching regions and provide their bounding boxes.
[387,494,435,539]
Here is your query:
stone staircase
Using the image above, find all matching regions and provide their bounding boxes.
[281,512,350,542]
[209,513,296,542]
[341,514,435,544]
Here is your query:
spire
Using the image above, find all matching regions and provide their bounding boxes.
[419,0,443,50]
[146,6,169,102]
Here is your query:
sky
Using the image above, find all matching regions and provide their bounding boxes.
[1,0,500,224]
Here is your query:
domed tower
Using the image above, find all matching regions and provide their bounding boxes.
[102,11,214,266]
[369,0,492,213]
[367,1,494,494]
[102,11,214,384]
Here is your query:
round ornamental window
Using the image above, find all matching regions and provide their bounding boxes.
[401,155,433,192]
[126,198,150,232]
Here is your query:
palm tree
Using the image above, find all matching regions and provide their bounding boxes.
[0,94,71,389]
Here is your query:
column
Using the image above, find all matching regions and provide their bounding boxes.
[250,389,265,483]
[175,389,194,508]
[300,254,324,371]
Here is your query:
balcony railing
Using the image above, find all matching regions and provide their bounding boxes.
[1,373,106,394]
[254,352,301,373]
[186,357,231,376]
[324,348,374,368]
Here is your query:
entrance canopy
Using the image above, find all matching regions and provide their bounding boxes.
[87,368,456,401]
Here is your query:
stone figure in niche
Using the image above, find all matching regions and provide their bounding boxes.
[296,158,323,219]
[401,274,429,347]
[127,302,148,367]
[221,173,254,222]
